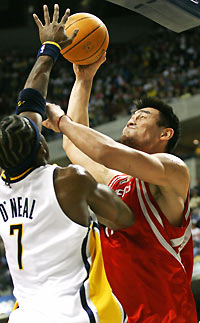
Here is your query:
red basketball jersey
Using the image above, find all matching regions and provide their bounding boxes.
[100,175,197,323]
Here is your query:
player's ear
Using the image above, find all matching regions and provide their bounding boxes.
[160,128,174,141]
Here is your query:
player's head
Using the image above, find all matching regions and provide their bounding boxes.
[0,115,49,181]
[121,97,180,154]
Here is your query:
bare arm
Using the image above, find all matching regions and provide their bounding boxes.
[44,107,190,196]
[19,4,77,131]
[63,56,119,184]
[88,182,134,230]
[20,56,53,131]
[24,56,53,99]
[54,165,134,230]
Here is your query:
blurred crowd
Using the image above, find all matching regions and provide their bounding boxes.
[1,26,200,141]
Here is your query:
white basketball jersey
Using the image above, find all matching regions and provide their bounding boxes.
[0,165,126,323]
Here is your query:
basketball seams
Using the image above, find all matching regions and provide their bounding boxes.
[61,12,109,65]
[65,17,101,31]
[73,29,108,64]
[62,24,103,55]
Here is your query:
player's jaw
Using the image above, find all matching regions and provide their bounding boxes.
[120,122,163,154]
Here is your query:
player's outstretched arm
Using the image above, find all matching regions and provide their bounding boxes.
[44,102,121,185]
[67,54,106,125]
[25,4,77,97]
[44,103,189,192]
[88,181,134,230]
[55,165,134,230]
[17,4,77,130]
[62,55,119,185]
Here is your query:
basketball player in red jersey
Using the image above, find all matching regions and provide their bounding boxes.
[43,55,197,322]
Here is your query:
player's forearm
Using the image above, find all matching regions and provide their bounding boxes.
[59,115,163,184]
[24,56,53,99]
[60,115,117,165]
[64,78,92,159]
[67,79,93,126]
[89,183,134,230]
[17,56,53,130]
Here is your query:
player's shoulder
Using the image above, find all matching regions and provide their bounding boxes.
[154,152,190,188]
[61,164,89,176]
[55,164,94,185]
[154,152,188,169]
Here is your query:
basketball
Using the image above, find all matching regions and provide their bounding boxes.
[61,12,109,65]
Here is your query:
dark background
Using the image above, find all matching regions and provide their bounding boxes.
[0,0,136,28]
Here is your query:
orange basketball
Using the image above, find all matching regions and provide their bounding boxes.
[61,12,109,65]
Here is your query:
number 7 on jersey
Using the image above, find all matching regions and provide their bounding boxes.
[10,224,23,270]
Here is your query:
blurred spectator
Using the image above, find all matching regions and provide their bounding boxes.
[194,179,200,196]
[190,189,200,220]
[192,218,200,257]
[192,216,200,282]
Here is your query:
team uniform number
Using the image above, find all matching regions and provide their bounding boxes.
[10,224,23,270]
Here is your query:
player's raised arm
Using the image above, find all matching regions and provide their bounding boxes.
[67,55,106,126]
[61,56,120,184]
[16,4,78,131]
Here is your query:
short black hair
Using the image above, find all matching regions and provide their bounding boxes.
[135,96,180,153]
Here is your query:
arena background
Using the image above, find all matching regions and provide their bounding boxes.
[0,0,200,321]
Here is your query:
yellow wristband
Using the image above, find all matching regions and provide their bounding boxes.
[43,41,61,51]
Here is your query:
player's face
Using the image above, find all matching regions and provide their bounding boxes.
[121,108,165,153]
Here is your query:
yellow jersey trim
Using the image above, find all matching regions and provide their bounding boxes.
[1,167,33,181]
[12,301,19,312]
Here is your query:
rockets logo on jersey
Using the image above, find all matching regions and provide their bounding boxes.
[115,184,131,198]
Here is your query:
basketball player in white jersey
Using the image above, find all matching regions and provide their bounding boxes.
[0,5,133,323]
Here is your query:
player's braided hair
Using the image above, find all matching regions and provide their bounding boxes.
[0,115,36,171]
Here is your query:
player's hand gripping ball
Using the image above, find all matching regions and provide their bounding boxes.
[61,12,109,65]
